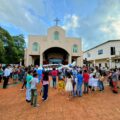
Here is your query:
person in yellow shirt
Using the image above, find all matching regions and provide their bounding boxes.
[58,71,65,94]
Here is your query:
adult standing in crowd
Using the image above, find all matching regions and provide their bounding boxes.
[26,71,33,102]
[0,66,3,83]
[21,67,28,90]
[36,67,43,83]
[99,73,106,91]
[112,69,118,93]
[83,70,89,94]
[72,67,77,96]
[42,71,49,101]
[77,71,83,97]
[51,68,58,89]
[3,65,11,89]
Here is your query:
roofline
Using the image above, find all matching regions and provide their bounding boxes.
[84,40,120,53]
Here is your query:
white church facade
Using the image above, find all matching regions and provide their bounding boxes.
[24,25,83,66]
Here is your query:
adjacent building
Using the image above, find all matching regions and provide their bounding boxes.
[83,40,120,68]
[24,25,83,66]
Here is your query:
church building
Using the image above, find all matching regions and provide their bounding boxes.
[24,24,83,66]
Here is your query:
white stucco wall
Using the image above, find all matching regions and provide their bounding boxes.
[83,40,120,68]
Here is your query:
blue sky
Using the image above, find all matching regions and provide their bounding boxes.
[0,0,120,50]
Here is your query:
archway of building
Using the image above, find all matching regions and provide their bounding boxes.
[43,47,69,65]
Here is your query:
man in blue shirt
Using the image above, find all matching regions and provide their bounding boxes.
[77,71,83,97]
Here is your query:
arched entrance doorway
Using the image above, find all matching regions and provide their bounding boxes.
[43,47,69,65]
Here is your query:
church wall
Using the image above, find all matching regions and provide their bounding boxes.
[25,26,83,66]
[47,26,65,42]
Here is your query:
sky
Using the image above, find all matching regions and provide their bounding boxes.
[0,0,120,50]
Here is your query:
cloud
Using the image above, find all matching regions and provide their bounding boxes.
[63,14,80,30]
[75,0,120,50]
[1,0,120,51]
[100,26,111,34]
[62,14,80,37]
[111,20,120,37]
[99,15,120,38]
[0,0,48,34]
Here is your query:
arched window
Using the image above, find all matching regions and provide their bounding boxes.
[73,44,78,53]
[54,31,59,40]
[32,42,39,51]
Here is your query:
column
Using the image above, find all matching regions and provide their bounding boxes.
[69,55,71,64]
[40,54,43,66]
[109,58,112,69]
[25,50,29,66]
[80,55,83,67]
[77,57,80,66]
[32,57,34,65]
[27,56,32,66]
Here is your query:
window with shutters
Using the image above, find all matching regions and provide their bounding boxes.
[110,47,115,55]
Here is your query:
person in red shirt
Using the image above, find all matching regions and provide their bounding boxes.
[51,68,58,89]
[83,70,89,94]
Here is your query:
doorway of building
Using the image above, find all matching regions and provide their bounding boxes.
[34,57,40,66]
[31,55,40,66]
[43,47,69,65]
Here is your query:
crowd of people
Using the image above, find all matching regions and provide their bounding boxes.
[0,64,120,107]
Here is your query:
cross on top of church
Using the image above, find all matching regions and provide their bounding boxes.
[54,18,60,26]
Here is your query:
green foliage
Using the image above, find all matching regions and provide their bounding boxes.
[0,27,25,64]
[0,40,5,62]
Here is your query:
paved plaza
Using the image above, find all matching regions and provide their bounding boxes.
[0,80,120,120]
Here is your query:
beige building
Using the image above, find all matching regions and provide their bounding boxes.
[24,25,83,66]
[83,40,120,68]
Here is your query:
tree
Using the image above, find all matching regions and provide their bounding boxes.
[0,27,25,64]
[12,34,25,63]
[0,40,5,63]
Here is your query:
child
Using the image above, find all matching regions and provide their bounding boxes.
[42,71,49,101]
[51,68,58,89]
[58,78,65,94]
[0,66,3,83]
[92,75,98,91]
[88,70,94,92]
[72,68,77,96]
[30,73,39,107]
[99,73,105,91]
[26,71,33,102]
[83,70,89,94]
[12,66,18,84]
[77,71,83,97]
[21,67,28,90]
[112,69,118,93]
[65,72,73,100]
